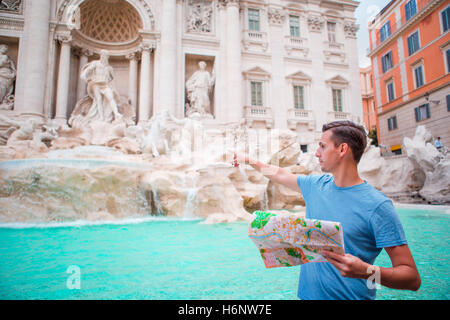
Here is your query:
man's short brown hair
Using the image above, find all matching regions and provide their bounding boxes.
[322,121,367,163]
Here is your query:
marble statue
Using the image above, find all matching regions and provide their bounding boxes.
[0,113,38,146]
[186,61,215,118]
[81,49,122,122]
[69,49,133,128]
[0,44,16,110]
[0,114,58,156]
[141,109,171,157]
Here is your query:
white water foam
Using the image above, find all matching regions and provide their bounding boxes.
[0,216,203,229]
[394,202,450,214]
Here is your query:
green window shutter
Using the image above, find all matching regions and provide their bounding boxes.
[251,82,257,106]
[249,9,260,31]
[338,90,342,111]
[332,89,342,112]
[414,107,420,122]
[290,16,300,37]
[425,103,430,119]
[294,86,304,109]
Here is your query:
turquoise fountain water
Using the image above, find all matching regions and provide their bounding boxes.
[0,207,448,300]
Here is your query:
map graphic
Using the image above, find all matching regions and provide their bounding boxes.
[248,211,345,268]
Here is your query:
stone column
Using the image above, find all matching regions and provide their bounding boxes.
[217,2,228,123]
[307,12,326,132]
[126,52,140,118]
[54,34,72,124]
[344,21,363,124]
[138,43,153,123]
[76,48,92,102]
[226,0,242,123]
[159,0,177,114]
[268,9,286,129]
[14,0,51,117]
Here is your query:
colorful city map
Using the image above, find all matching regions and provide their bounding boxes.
[248,211,345,268]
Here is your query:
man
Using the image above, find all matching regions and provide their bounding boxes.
[233,121,421,300]
[434,137,443,150]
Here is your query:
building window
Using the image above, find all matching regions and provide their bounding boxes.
[447,94,450,112]
[405,0,417,21]
[300,144,308,153]
[290,15,300,37]
[387,116,398,131]
[380,21,391,42]
[413,64,425,88]
[414,103,430,122]
[248,9,260,31]
[442,6,450,33]
[386,81,395,102]
[407,31,420,56]
[381,51,393,73]
[332,89,343,112]
[446,49,450,73]
[327,22,337,43]
[251,81,263,106]
[293,85,304,109]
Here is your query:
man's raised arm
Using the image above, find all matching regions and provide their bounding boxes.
[232,152,301,193]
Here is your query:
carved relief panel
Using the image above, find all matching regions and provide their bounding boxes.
[0,0,22,14]
[185,0,214,34]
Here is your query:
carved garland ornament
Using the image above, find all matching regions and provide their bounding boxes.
[268,8,285,25]
[344,21,359,38]
[307,15,324,32]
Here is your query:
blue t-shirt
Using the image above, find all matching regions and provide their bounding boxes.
[296,174,407,300]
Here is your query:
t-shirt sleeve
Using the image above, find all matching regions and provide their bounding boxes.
[369,200,408,248]
[297,175,314,199]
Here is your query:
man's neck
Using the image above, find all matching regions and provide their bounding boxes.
[332,162,364,188]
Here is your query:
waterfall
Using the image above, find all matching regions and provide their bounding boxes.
[262,189,269,211]
[184,188,199,219]
[183,172,199,219]
[238,165,249,182]
[150,184,165,216]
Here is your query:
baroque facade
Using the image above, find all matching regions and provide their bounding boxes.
[0,0,362,149]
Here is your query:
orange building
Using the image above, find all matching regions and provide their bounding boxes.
[367,0,450,155]
[360,66,377,131]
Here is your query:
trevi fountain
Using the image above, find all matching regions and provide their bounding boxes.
[0,46,448,226]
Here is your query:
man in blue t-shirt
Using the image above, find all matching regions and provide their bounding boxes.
[232,120,421,300]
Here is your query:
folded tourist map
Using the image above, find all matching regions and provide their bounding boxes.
[248,211,345,268]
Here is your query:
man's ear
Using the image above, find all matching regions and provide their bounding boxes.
[339,143,350,158]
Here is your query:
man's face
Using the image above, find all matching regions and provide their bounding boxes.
[315,130,341,173]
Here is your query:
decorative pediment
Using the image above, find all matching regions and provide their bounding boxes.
[286,71,311,83]
[242,66,271,80]
[326,75,349,86]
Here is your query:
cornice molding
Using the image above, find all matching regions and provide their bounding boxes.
[368,0,445,58]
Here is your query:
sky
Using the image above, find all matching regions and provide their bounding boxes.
[355,0,392,68]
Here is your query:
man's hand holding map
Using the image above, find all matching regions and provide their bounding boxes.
[248,211,345,268]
